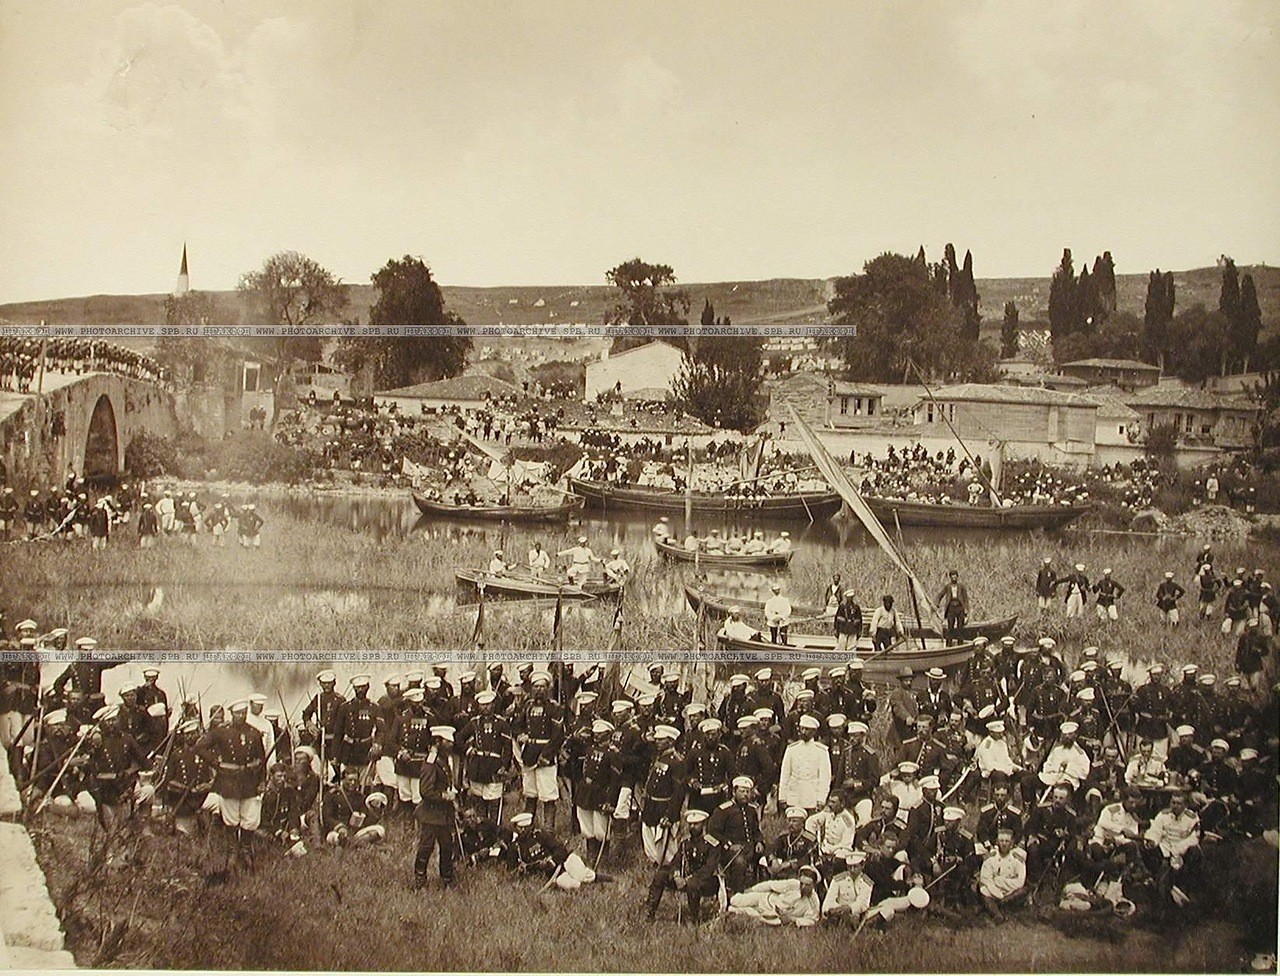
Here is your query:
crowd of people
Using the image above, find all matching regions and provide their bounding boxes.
[0,474,265,550]
[1,622,1275,953]
[0,337,164,391]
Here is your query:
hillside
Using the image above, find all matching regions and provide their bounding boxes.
[0,266,1275,329]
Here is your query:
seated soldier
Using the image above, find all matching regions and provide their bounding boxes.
[978,827,1027,921]
[1142,790,1203,911]
[505,811,605,890]
[764,807,817,879]
[821,849,875,926]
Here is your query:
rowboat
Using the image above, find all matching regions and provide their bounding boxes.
[655,536,793,568]
[567,477,844,522]
[683,581,1017,641]
[413,492,584,523]
[862,496,1089,530]
[714,631,976,681]
[455,569,622,602]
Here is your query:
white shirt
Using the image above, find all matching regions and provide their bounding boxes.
[1039,743,1091,788]
[805,807,856,855]
[776,738,831,811]
[488,557,508,575]
[1092,802,1142,847]
[1124,755,1168,789]
[822,871,873,918]
[246,711,275,762]
[1144,809,1200,857]
[976,736,1019,777]
[719,617,758,642]
[527,548,550,573]
[979,848,1027,898]
[764,595,793,626]
[769,538,793,554]
[868,606,902,634]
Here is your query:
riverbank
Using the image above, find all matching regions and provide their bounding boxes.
[31,810,1249,972]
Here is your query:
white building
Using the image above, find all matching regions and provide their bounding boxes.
[584,341,684,401]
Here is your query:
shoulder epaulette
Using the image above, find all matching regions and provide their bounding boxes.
[1007,805,1023,815]
[718,800,734,809]
[980,803,994,812]
[704,835,720,846]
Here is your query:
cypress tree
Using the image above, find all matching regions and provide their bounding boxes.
[1240,274,1262,373]
[1001,301,1020,359]
[1048,248,1076,346]
[1220,257,1241,374]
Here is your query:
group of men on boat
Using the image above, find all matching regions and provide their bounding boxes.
[651,518,793,557]
[484,537,632,587]
[4,636,1275,947]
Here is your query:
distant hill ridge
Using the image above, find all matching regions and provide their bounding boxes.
[1,266,1275,329]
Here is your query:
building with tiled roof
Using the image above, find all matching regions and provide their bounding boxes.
[1126,385,1259,448]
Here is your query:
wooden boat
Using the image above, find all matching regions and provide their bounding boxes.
[567,477,844,522]
[862,496,1089,531]
[455,569,622,602]
[413,492,584,523]
[684,581,1016,641]
[714,631,976,681]
[655,536,793,568]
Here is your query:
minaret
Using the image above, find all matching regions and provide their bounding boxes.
[174,243,190,296]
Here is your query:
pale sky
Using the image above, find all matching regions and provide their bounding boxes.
[1,0,1277,303]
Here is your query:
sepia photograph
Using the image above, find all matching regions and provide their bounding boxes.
[0,1,1278,972]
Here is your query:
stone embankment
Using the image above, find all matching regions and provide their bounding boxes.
[0,761,75,969]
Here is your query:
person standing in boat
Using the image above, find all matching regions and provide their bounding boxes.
[834,590,864,655]
[935,571,969,645]
[822,573,844,612]
[558,536,600,585]
[764,583,793,646]
[869,595,905,652]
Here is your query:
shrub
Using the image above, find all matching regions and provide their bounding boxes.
[124,431,179,478]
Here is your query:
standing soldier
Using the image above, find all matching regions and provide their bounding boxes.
[574,719,618,863]
[887,667,919,755]
[302,670,344,778]
[159,718,214,835]
[1057,563,1090,618]
[457,689,511,822]
[686,717,732,813]
[412,725,460,889]
[82,705,148,830]
[640,725,685,866]
[1092,568,1125,623]
[1130,664,1173,761]
[1035,558,1058,615]
[936,570,970,645]
[512,670,565,828]
[198,700,267,858]
[390,687,434,809]
[1155,572,1186,627]
[332,675,383,780]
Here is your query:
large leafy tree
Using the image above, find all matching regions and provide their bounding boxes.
[1165,305,1229,384]
[605,257,690,353]
[334,255,470,389]
[238,250,349,368]
[672,335,764,431]
[826,252,995,383]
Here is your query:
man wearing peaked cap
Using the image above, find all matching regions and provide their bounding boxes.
[779,712,831,815]
[1156,571,1186,627]
[747,671,786,729]
[765,806,817,881]
[686,716,731,814]
[196,698,267,855]
[411,722,460,888]
[455,687,511,823]
[302,671,344,766]
[333,674,383,777]
[1038,721,1090,791]
[511,665,566,828]
[707,773,764,894]
[640,724,686,866]
[1093,567,1125,622]
[822,848,874,925]
[718,674,753,735]
[645,806,721,922]
[506,807,601,891]
[80,700,147,830]
[1130,661,1174,761]
[573,718,617,861]
[728,864,821,927]
[1059,563,1090,619]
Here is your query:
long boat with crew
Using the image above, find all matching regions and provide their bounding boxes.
[684,580,1016,641]
[454,568,622,602]
[713,630,978,680]
[567,477,844,522]
[413,492,584,523]
[655,536,794,568]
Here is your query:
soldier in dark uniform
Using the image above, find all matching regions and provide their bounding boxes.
[730,716,775,797]
[645,808,722,922]
[897,712,943,773]
[512,671,565,827]
[975,776,1024,852]
[301,670,344,775]
[916,668,952,723]
[50,641,124,722]
[413,725,460,887]
[574,719,618,862]
[1024,782,1083,880]
[322,766,384,847]
[640,724,686,865]
[1130,664,1173,760]
[259,762,301,845]
[717,675,753,736]
[706,775,763,893]
[686,718,731,813]
[1028,672,1068,741]
[390,687,434,809]
[454,671,480,725]
[81,704,148,829]
[431,663,455,700]
[456,689,510,822]
[764,806,817,879]
[457,801,505,865]
[839,721,881,823]
[487,663,512,713]
[161,718,214,835]
[332,675,383,778]
[748,668,787,726]
[197,700,267,856]
[842,662,878,722]
[655,673,689,729]
[928,806,980,908]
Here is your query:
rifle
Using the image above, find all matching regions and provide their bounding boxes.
[34,718,102,815]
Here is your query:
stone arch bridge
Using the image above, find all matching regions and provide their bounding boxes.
[0,371,178,486]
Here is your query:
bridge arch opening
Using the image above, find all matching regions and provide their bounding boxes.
[83,394,120,481]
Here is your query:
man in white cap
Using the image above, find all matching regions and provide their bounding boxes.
[1059,563,1090,618]
[645,808,721,922]
[488,549,511,576]
[651,516,671,543]
[574,719,618,863]
[82,704,148,830]
[557,536,600,585]
[718,607,760,644]
[134,667,168,718]
[708,775,764,893]
[1130,664,1173,761]
[390,687,434,809]
[236,503,264,549]
[779,713,831,814]
[823,849,874,924]
[763,583,792,646]
[768,531,793,556]
[687,718,732,813]
[1156,572,1186,627]
[744,529,767,555]
[506,811,600,891]
[975,720,1021,783]
[1038,722,1090,792]
[245,693,275,763]
[456,689,511,822]
[841,721,880,824]
[718,673,753,732]
[1143,789,1203,911]
[1092,568,1125,622]
[302,670,345,771]
[603,548,631,586]
[333,675,383,779]
[197,699,267,857]
[413,725,460,888]
[727,864,820,927]
[163,718,216,835]
[765,807,818,880]
[512,669,565,827]
[640,725,686,866]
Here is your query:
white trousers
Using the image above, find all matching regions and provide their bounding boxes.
[554,851,597,890]
[642,823,678,865]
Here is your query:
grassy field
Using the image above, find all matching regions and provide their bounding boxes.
[2,504,1276,684]
[30,809,1250,973]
